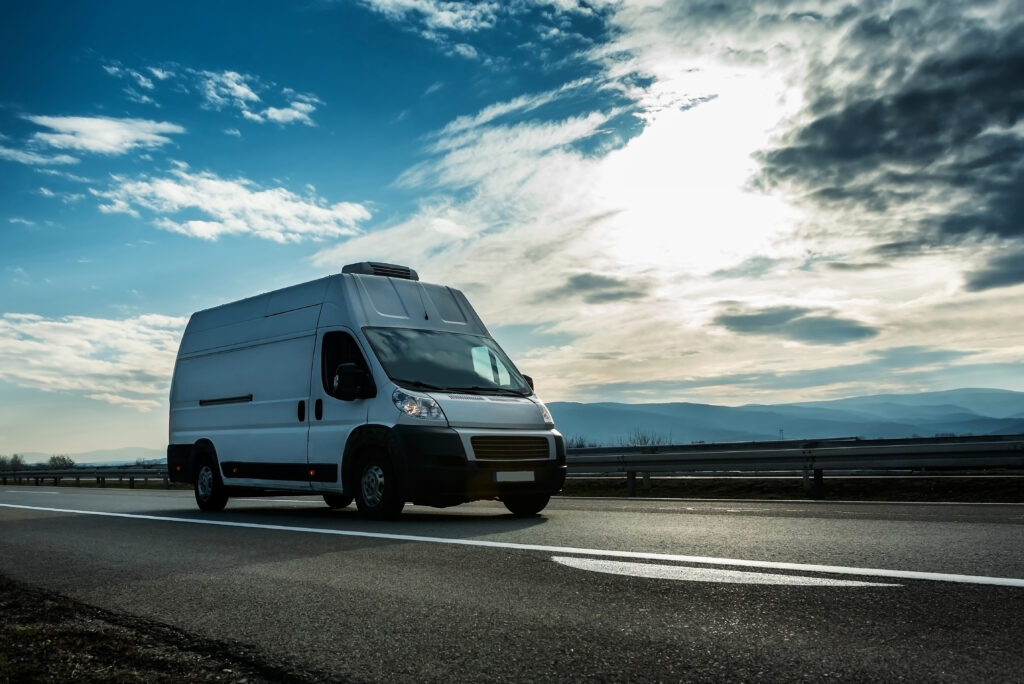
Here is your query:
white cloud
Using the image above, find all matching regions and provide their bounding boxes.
[438,78,592,136]
[308,2,1024,405]
[130,70,154,90]
[25,116,185,155]
[102,63,323,126]
[95,163,371,243]
[0,312,186,411]
[197,70,261,109]
[147,66,174,80]
[363,0,500,32]
[0,145,79,166]
[9,217,35,226]
[194,70,322,125]
[259,100,318,126]
[36,168,92,182]
[450,43,478,59]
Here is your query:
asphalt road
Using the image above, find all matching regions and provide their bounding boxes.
[2,487,1024,682]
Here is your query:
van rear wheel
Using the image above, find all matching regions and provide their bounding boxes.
[502,493,550,517]
[354,450,404,519]
[194,459,228,512]
[323,494,353,509]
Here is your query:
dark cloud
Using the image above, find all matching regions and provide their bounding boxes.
[712,256,784,278]
[714,304,879,344]
[821,261,887,271]
[964,248,1024,291]
[754,6,1024,258]
[541,272,649,303]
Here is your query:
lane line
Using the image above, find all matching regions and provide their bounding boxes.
[551,556,900,587]
[2,502,1023,588]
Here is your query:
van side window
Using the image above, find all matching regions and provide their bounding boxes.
[321,332,369,396]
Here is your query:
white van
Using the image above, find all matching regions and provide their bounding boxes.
[167,262,565,518]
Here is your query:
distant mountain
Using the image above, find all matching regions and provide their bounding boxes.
[14,446,164,466]
[792,388,1024,419]
[8,389,1023,458]
[550,388,1024,446]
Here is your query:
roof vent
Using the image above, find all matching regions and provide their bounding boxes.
[342,262,419,281]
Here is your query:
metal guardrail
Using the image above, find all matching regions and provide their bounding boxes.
[3,435,1022,496]
[566,434,1024,496]
[0,466,170,488]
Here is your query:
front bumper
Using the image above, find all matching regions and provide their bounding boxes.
[390,425,566,506]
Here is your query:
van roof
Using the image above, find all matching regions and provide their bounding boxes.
[178,272,489,357]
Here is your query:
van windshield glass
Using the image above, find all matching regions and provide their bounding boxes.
[363,327,531,395]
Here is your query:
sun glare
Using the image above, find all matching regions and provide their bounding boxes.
[592,67,803,274]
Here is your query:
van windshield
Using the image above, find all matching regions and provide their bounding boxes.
[363,327,531,396]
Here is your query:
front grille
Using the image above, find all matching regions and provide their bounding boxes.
[471,436,550,461]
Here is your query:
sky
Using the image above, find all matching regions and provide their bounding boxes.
[2,0,1024,455]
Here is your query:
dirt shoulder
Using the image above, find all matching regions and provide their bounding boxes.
[0,576,334,684]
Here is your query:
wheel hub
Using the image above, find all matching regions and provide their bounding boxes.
[361,464,385,507]
[197,466,213,500]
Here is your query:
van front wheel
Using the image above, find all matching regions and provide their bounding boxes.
[195,460,228,512]
[354,451,404,519]
[502,493,550,517]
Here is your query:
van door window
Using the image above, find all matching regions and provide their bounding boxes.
[321,332,370,397]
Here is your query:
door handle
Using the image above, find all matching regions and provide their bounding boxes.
[297,400,306,422]
[315,398,323,421]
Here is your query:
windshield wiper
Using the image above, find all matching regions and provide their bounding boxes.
[392,379,445,391]
[444,385,528,397]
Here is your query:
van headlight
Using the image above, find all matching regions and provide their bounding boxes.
[536,400,555,428]
[393,388,446,420]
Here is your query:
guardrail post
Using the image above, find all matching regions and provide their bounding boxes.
[626,471,637,497]
[129,476,135,489]
[813,468,824,499]
[642,472,651,493]
[163,476,169,489]
[75,476,81,486]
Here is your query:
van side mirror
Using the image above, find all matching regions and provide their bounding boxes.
[333,363,376,401]
[523,374,534,391]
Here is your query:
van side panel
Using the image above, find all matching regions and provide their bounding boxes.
[169,286,325,489]
[171,332,316,488]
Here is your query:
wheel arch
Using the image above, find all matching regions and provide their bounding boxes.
[189,439,219,479]
[341,424,393,494]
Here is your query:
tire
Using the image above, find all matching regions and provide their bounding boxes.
[323,493,353,509]
[501,492,550,517]
[194,458,228,512]
[354,450,405,519]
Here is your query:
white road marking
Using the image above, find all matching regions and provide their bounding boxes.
[551,556,900,587]
[2,502,1023,588]
[3,490,59,495]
